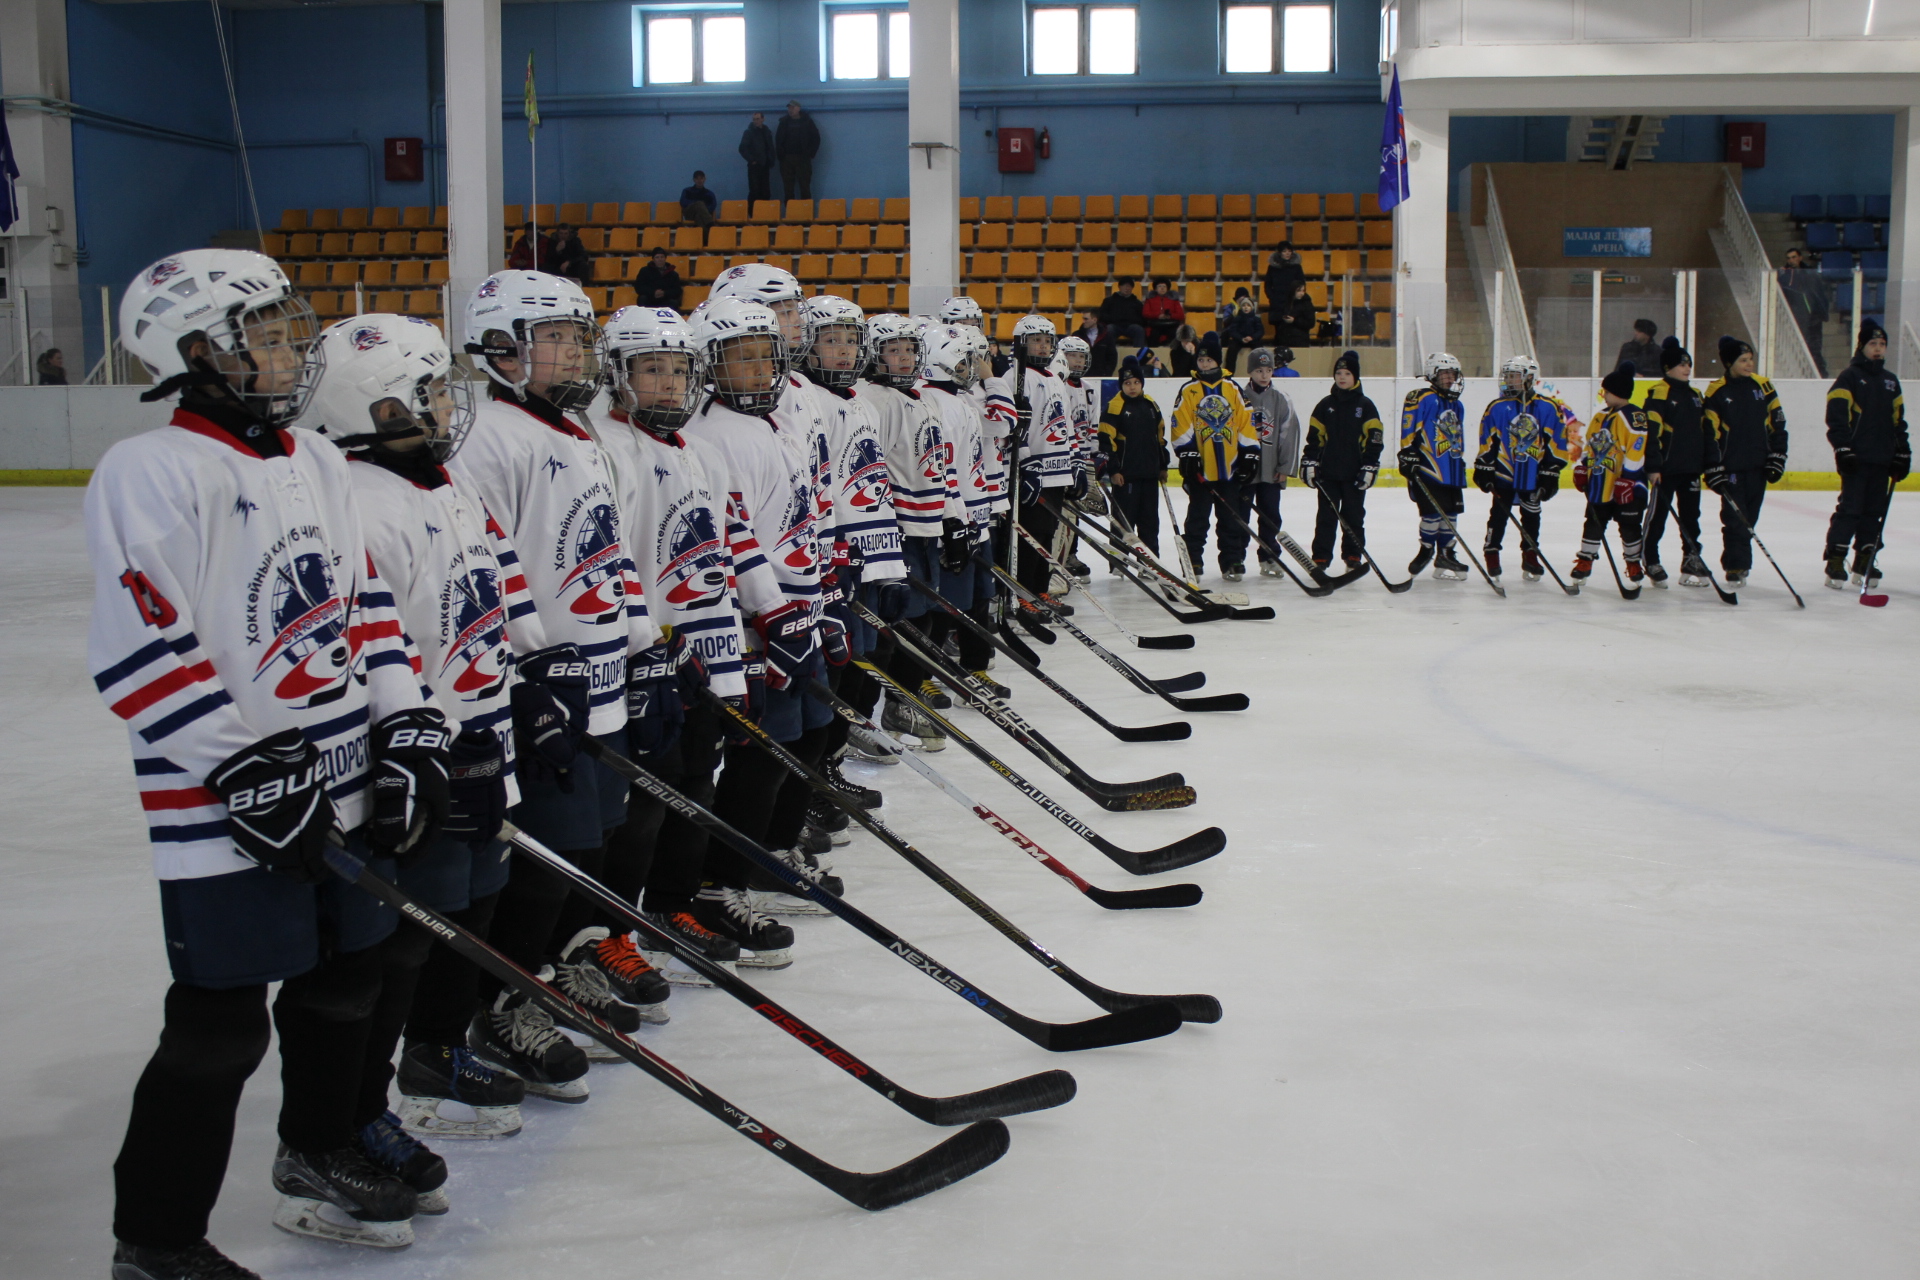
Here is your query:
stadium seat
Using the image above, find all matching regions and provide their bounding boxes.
[1113,252,1146,279]
[773,226,805,250]
[532,204,555,226]
[1221,222,1253,248]
[968,253,1003,281]
[1298,250,1326,275]
[1002,283,1034,311]
[1151,223,1181,248]
[1186,282,1216,309]
[1252,194,1285,221]
[340,209,371,231]
[1326,249,1358,275]
[1084,195,1116,221]
[784,200,815,223]
[1052,195,1082,221]
[653,203,682,226]
[823,283,856,302]
[983,196,1014,222]
[717,200,749,225]
[960,224,978,248]
[1363,221,1393,246]
[1117,223,1148,248]
[1842,221,1878,250]
[828,254,861,281]
[1075,252,1110,278]
[1370,281,1394,308]
[1152,195,1183,221]
[576,228,605,252]
[1290,222,1325,246]
[1324,193,1356,219]
[393,261,427,287]
[408,290,440,316]
[671,227,704,251]
[620,203,651,225]
[1118,195,1149,221]
[1012,223,1044,248]
[687,256,720,282]
[874,223,906,249]
[378,231,409,255]
[1016,196,1047,221]
[589,202,619,226]
[1037,282,1071,310]
[834,224,867,250]
[1040,252,1074,279]
[1185,252,1218,278]
[1188,194,1218,221]
[749,200,781,224]
[591,257,625,284]
[312,209,342,231]
[320,232,352,257]
[1257,221,1290,246]
[737,226,770,251]
[1306,282,1328,309]
[992,313,1019,341]
[1861,249,1889,280]
[428,260,449,284]
[704,227,736,251]
[280,209,309,230]
[369,207,399,229]
[1148,251,1181,279]
[1789,194,1825,222]
[976,223,1011,250]
[856,283,890,310]
[1290,194,1322,219]
[681,286,708,310]
[558,203,587,225]
[959,197,981,221]
[882,198,910,223]
[1221,251,1254,278]
[1359,193,1386,218]
[1081,223,1114,248]
[639,227,671,252]
[1221,194,1253,220]
[309,291,342,318]
[294,262,327,286]
[1805,222,1841,251]
[1073,282,1105,309]
[964,282,997,306]
[1006,252,1039,279]
[1818,251,1853,280]
[1865,193,1892,220]
[1191,311,1218,335]
[358,262,389,286]
[804,225,837,249]
[1186,222,1218,249]
[845,198,878,223]
[1044,223,1078,248]
[1826,194,1859,220]
[1327,222,1360,248]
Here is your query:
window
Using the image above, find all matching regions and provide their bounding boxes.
[633,5,746,87]
[1219,3,1333,74]
[828,7,909,80]
[1029,6,1137,76]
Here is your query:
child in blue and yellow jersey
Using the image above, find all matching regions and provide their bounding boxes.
[1473,355,1569,581]
[1568,363,1649,591]
[1398,351,1470,579]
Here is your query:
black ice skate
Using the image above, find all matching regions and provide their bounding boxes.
[1258,558,1282,578]
[1851,548,1883,588]
[823,753,883,808]
[1825,551,1850,589]
[568,926,669,1023]
[468,982,589,1103]
[638,906,742,987]
[844,723,901,763]
[1433,547,1468,580]
[916,678,953,710]
[882,694,945,751]
[359,1110,449,1214]
[270,1144,416,1248]
[111,1239,262,1280]
[1221,563,1245,583]
[1645,560,1670,588]
[1724,569,1749,588]
[806,791,853,848]
[396,1041,526,1140]
[1407,544,1435,576]
[552,937,647,1059]
[966,670,1012,699]
[1522,549,1544,582]
[1485,548,1502,578]
[1680,553,1711,588]
[692,885,796,967]
[1067,554,1092,583]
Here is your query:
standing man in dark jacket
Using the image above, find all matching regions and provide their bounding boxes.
[1263,244,1307,330]
[1301,349,1384,569]
[1702,335,1789,588]
[739,112,775,205]
[1097,277,1147,347]
[1822,320,1909,588]
[775,100,821,200]
[1778,248,1831,376]
[1617,318,1662,377]
[632,249,684,310]
[1641,337,1709,588]
[1096,359,1168,553]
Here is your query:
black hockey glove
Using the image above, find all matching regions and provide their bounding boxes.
[817,615,852,667]
[208,729,338,883]
[512,643,591,793]
[1893,450,1912,483]
[870,577,913,623]
[626,635,688,758]
[1396,444,1423,477]
[1231,446,1261,484]
[1535,467,1559,502]
[724,658,768,746]
[1763,451,1787,483]
[367,707,452,857]
[1703,464,1732,493]
[1833,446,1857,476]
[1068,466,1091,501]
[940,517,971,574]
[443,728,508,850]
[753,599,816,690]
[1472,452,1497,493]
[1300,459,1319,489]
[1176,448,1202,483]
[1355,464,1378,491]
[1017,463,1044,508]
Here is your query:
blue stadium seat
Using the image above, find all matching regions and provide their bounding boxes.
[1842,220,1878,250]
[1860,250,1888,281]
[1832,279,1853,312]
[1818,251,1854,280]
[1804,222,1841,252]
[1789,194,1824,222]
[1826,194,1860,220]
[1864,193,1891,220]
[1864,281,1886,312]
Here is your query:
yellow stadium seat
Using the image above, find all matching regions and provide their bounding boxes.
[1369,281,1393,308]
[1183,252,1217,279]
[1080,223,1113,249]
[815,199,848,223]
[1221,222,1253,248]
[593,257,625,283]
[1186,282,1217,310]
[1306,281,1328,309]
[1326,249,1359,275]
[1113,252,1145,279]
[1012,223,1044,249]
[773,226,805,250]
[1258,221,1293,247]
[1290,193,1322,220]
[689,256,722,282]
[805,225,838,250]
[1296,250,1324,275]
[499,206,521,229]
[703,227,735,251]
[960,224,977,248]
[1001,283,1034,311]
[428,260,449,284]
[376,231,407,255]
[340,209,371,231]
[1246,195,1279,222]
[359,261,391,286]
[983,196,1014,222]
[394,261,427,287]
[714,200,747,225]
[849,198,881,223]
[1147,251,1181,279]
[1015,196,1048,221]
[1040,252,1074,279]
[588,202,619,225]
[366,290,401,312]
[294,262,328,286]
[308,291,340,318]
[1324,193,1356,219]
[311,209,341,231]
[976,223,1010,249]
[1186,223,1218,249]
[1118,195,1149,221]
[959,197,981,221]
[838,224,871,250]
[620,202,651,225]
[874,224,906,250]
[604,285,635,310]
[280,209,309,230]
[1152,195,1183,221]
[821,283,854,302]
[967,253,1003,281]
[1005,252,1039,279]
[553,203,583,226]
[1220,195,1251,221]
[1072,282,1105,309]
[856,283,890,310]
[1083,195,1117,221]
[262,232,288,257]
[1188,194,1218,221]
[1075,251,1110,278]
[1150,223,1181,249]
[728,226,764,252]
[575,228,605,252]
[758,255,793,274]
[1037,282,1071,310]
[1043,223,1077,248]
[1359,193,1386,218]
[1116,223,1148,248]
[672,227,705,251]
[319,232,350,257]
[1050,195,1081,222]
[827,254,860,281]
[964,282,998,306]
[369,207,399,229]
[408,290,440,316]
[640,227,671,252]
[784,200,815,224]
[744,200,777,226]
[1220,252,1255,278]
[881,198,909,223]
[863,255,898,280]
[650,203,680,227]
[1327,221,1359,248]
[1294,221,1328,247]
[1364,221,1393,247]
[414,230,445,255]
[681,285,709,310]
[992,314,1019,341]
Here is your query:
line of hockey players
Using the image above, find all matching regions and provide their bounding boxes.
[90,247,1118,1280]
[1150,327,1907,595]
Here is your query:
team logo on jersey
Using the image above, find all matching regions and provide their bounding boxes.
[1587,424,1617,472]
[1433,408,1463,458]
[348,325,388,352]
[657,500,730,609]
[839,435,892,512]
[1509,411,1544,461]
[776,479,817,571]
[441,565,510,697]
[557,499,627,621]
[1195,393,1234,443]
[1041,402,1069,447]
[147,260,186,288]
[252,550,351,706]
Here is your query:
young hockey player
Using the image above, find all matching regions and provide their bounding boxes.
[1474,355,1568,581]
[1005,314,1074,599]
[1240,348,1300,577]
[1567,363,1649,591]
[93,250,450,1274]
[1097,358,1169,554]
[1823,320,1910,588]
[920,322,1003,692]
[1398,352,1470,580]
[1301,349,1383,570]
[1050,333,1099,586]
[451,270,651,1101]
[1641,337,1709,588]
[1702,335,1789,588]
[1171,333,1260,580]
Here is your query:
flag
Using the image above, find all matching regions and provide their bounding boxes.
[524,51,540,142]
[0,109,20,232]
[1378,64,1410,213]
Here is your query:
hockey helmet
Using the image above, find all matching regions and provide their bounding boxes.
[709,263,808,364]
[1010,314,1057,370]
[1499,353,1538,391]
[690,296,786,416]
[603,305,704,435]
[801,295,867,391]
[1057,334,1091,378]
[936,296,985,329]
[303,313,474,463]
[1425,352,1462,388]
[463,270,604,410]
[866,314,922,390]
[922,323,980,388]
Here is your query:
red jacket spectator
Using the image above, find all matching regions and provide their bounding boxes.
[506,223,542,272]
[1142,280,1185,345]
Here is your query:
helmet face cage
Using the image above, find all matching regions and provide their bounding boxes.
[806,321,867,390]
[200,294,326,426]
[613,345,703,433]
[937,297,985,330]
[1014,330,1056,370]
[1425,352,1462,389]
[511,315,603,411]
[1059,336,1090,378]
[872,332,921,389]
[706,328,789,415]
[364,370,476,463]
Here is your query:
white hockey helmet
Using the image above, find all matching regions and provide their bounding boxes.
[1499,353,1538,390]
[1425,351,1462,386]
[936,296,985,329]
[603,305,704,434]
[922,323,980,388]
[709,262,808,363]
[1057,334,1091,378]
[800,295,867,391]
[1010,313,1057,370]
[121,248,323,425]
[463,270,603,410]
[690,295,786,415]
[302,314,474,463]
[866,313,922,390]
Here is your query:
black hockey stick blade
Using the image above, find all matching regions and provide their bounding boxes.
[1010,612,1056,644]
[1166,690,1251,713]
[1040,1001,1183,1051]
[1108,719,1192,743]
[1151,671,1207,692]
[1092,824,1227,874]
[996,620,1044,665]
[1309,563,1372,590]
[908,1074,1076,1128]
[1225,603,1279,619]
[832,1119,1013,1211]
[1097,785,1199,812]
[1079,987,1224,1025]
[1134,632,1195,650]
[1085,881,1205,909]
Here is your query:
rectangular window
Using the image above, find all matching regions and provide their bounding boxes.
[888,9,911,77]
[1223,5,1274,73]
[828,6,908,79]
[1030,5,1137,76]
[1223,3,1331,73]
[634,6,745,86]
[1282,3,1333,72]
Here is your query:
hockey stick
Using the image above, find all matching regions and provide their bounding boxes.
[1158,480,1247,605]
[320,840,1008,1208]
[907,572,1197,740]
[1204,492,1343,599]
[581,738,1180,1053]
[1858,476,1894,607]
[806,680,1204,907]
[1717,488,1804,608]
[985,557,1249,712]
[1048,517,1234,624]
[497,823,1076,1122]
[1408,473,1505,597]
[848,657,1225,873]
[1011,517,1194,650]
[1598,525,1641,600]
[1265,519,1369,590]
[1073,505,1276,618]
[1311,481,1412,593]
[711,691,1220,1025]
[1494,500,1578,595]
[1648,478,1738,605]
[1001,582,1205,694]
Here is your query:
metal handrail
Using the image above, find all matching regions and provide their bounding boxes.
[1482,170,1536,364]
[1717,169,1820,379]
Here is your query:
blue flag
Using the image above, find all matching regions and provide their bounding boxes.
[1378,65,1409,212]
[0,110,19,232]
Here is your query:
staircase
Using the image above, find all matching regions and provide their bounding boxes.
[1567,116,1667,169]
[1447,214,1492,376]
[1749,211,1800,265]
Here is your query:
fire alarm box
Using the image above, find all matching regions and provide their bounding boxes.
[998,127,1037,174]
[1724,122,1766,169]
[385,137,425,183]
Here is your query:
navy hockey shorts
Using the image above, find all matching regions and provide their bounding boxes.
[157,833,396,989]
[760,649,833,742]
[396,831,512,913]
[510,726,631,853]
[901,537,941,618]
[937,551,976,611]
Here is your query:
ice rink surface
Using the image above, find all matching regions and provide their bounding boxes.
[3,482,1917,1279]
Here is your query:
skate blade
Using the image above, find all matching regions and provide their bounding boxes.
[1825,577,1849,590]
[910,736,946,753]
[414,1188,450,1215]
[639,948,724,987]
[1432,569,1467,580]
[827,827,852,847]
[395,1095,523,1141]
[273,1196,413,1249]
[1523,573,1543,582]
[736,945,795,969]
[523,1077,590,1104]
[562,1028,628,1063]
[753,887,834,918]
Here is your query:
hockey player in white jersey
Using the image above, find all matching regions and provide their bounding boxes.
[91,250,452,1274]
[936,295,1016,514]
[449,270,655,1100]
[918,323,1005,693]
[1050,333,1099,586]
[1006,314,1075,599]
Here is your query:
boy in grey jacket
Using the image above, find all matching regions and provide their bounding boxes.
[1240,348,1301,575]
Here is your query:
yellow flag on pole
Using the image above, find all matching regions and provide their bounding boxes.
[524,51,540,141]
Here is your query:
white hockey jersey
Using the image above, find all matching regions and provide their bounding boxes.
[863,379,955,537]
[86,410,431,881]
[1012,364,1074,490]
[968,372,1017,516]
[817,382,907,580]
[774,375,836,569]
[448,392,652,734]
[922,383,994,530]
[347,458,548,808]
[684,396,821,635]
[1061,375,1098,475]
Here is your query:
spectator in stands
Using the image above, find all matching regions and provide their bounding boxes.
[739,113,775,205]
[1277,282,1317,347]
[777,101,821,200]
[1618,318,1662,376]
[633,248,684,311]
[1219,288,1266,373]
[1074,311,1115,376]
[547,224,592,285]
[1098,277,1148,348]
[1169,325,1202,377]
[1273,346,1300,378]
[680,171,718,228]
[1143,278,1185,346]
[36,348,67,385]
[1134,347,1168,377]
[507,221,542,271]
[1264,243,1307,330]
[1779,247,1831,375]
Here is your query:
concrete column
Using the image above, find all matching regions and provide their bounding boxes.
[444,0,503,325]
[906,0,960,317]
[1392,106,1449,378]
[1889,104,1919,378]
[0,0,83,380]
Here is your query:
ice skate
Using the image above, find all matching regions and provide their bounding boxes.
[1679,553,1710,587]
[1626,561,1645,586]
[1851,549,1882,588]
[882,693,945,751]
[845,722,902,763]
[748,845,845,919]
[693,885,797,966]
[966,670,1012,699]
[1221,563,1245,583]
[1067,554,1092,584]
[822,754,882,808]
[916,678,952,710]
[270,1144,416,1249]
[1433,547,1468,580]
[395,1042,526,1140]
[1825,551,1850,589]
[1258,558,1282,578]
[572,926,670,1021]
[552,937,648,1057]
[1645,560,1670,588]
[1725,569,1749,588]
[1407,544,1435,576]
[796,823,834,856]
[468,983,589,1103]
[112,1240,262,1280]
[805,790,853,846]
[638,907,741,987]
[1484,549,1502,579]
[359,1111,449,1214]
[1568,555,1592,593]
[1522,549,1544,582]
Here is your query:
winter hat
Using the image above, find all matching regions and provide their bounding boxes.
[1601,361,1637,400]
[1634,318,1658,339]
[1198,332,1223,362]
[1856,317,1889,353]
[1717,334,1752,371]
[1659,335,1690,372]
[1248,348,1275,371]
[1118,357,1144,385]
[1334,349,1361,380]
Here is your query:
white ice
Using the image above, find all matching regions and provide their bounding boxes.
[2,483,1917,1279]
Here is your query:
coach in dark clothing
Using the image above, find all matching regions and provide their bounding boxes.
[776,101,820,200]
[633,249,684,310]
[1823,320,1909,580]
[1617,318,1662,376]
[1778,248,1831,376]
[1097,360,1169,553]
[1097,278,1147,347]
[1263,244,1307,329]
[739,113,775,205]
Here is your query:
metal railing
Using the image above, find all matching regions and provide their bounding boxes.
[1711,168,1820,380]
[1482,169,1536,369]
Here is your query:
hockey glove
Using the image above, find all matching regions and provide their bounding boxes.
[1017,463,1045,508]
[626,636,688,758]
[1764,451,1787,483]
[1396,444,1423,477]
[723,658,768,746]
[818,615,852,667]
[1703,464,1732,493]
[1355,464,1378,491]
[1068,466,1091,501]
[1572,464,1591,492]
[1894,449,1913,483]
[1300,459,1319,490]
[1231,446,1261,484]
[1612,476,1643,507]
[367,707,452,857]
[208,729,338,883]
[1536,468,1559,503]
[1177,450,1202,483]
[1472,453,1497,493]
[443,728,508,850]
[753,600,816,690]
[870,577,913,623]
[1093,448,1113,482]
[940,518,972,574]
[1833,446,1857,476]
[512,643,591,793]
